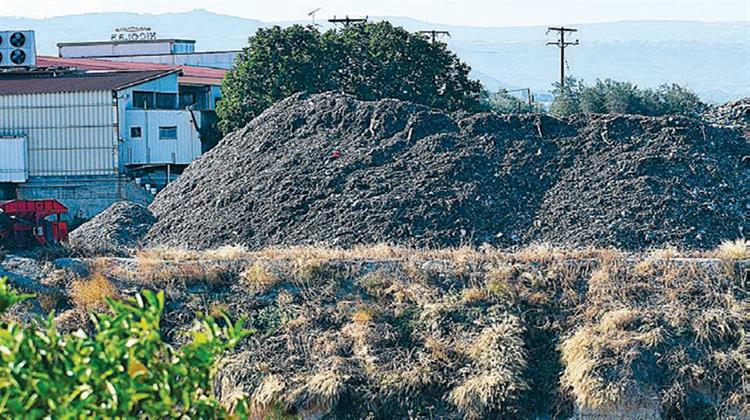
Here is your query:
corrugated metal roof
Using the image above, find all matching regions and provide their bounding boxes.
[37,56,226,86]
[0,70,178,95]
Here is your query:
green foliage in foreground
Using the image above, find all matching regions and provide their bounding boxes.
[217,22,484,133]
[0,279,250,418]
[550,77,706,118]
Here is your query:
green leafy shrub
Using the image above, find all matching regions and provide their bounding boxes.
[0,278,250,418]
[550,77,705,117]
[479,89,541,114]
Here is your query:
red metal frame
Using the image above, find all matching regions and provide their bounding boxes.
[0,199,69,247]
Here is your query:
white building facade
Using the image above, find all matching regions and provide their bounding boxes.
[0,69,206,218]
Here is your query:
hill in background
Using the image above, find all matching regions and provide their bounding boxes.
[2,9,748,103]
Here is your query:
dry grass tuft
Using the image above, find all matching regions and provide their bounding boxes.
[136,246,198,262]
[449,315,528,418]
[461,287,487,303]
[712,239,749,260]
[240,261,280,293]
[70,272,118,310]
[351,306,375,324]
[251,375,286,412]
[648,246,680,259]
[287,370,347,415]
[514,243,564,263]
[202,245,251,260]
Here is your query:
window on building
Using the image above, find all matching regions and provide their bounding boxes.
[130,126,142,138]
[156,93,177,110]
[133,91,155,109]
[179,86,210,110]
[179,93,197,109]
[159,126,178,140]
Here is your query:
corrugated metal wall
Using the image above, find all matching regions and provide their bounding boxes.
[0,137,28,182]
[0,91,117,177]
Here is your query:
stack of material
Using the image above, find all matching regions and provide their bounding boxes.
[69,201,156,257]
[145,92,748,251]
[703,98,750,129]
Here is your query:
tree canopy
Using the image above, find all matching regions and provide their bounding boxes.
[549,77,705,118]
[217,22,484,133]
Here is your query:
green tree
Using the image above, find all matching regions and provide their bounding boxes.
[217,25,339,133]
[549,77,583,117]
[601,79,641,114]
[218,22,484,134]
[653,83,705,116]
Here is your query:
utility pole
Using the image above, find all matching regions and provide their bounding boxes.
[505,88,534,106]
[308,8,322,27]
[546,27,579,88]
[328,15,368,27]
[417,30,451,44]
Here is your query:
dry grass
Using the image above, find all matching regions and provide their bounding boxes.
[561,308,661,411]
[69,272,118,310]
[648,246,681,259]
[240,261,280,293]
[461,287,487,303]
[449,316,528,418]
[351,306,375,324]
[287,370,347,415]
[712,239,749,260]
[81,243,747,418]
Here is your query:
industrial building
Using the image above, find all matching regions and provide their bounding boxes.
[0,68,213,219]
[0,29,229,220]
[58,37,239,70]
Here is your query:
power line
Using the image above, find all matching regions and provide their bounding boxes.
[328,15,368,27]
[546,26,579,88]
[417,30,451,44]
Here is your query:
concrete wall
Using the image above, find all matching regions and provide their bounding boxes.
[16,176,153,221]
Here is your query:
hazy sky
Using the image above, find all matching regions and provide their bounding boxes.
[5,0,748,26]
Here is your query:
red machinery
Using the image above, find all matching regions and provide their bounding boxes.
[0,199,69,248]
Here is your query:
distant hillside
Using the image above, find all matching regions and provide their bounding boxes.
[2,10,748,103]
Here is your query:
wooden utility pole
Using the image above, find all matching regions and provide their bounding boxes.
[417,30,451,44]
[328,15,368,27]
[546,27,579,88]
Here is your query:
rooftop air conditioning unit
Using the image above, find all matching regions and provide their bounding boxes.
[0,30,36,67]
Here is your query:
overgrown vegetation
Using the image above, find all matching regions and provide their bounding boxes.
[217,22,483,133]
[0,279,249,418]
[479,89,541,113]
[550,77,706,117]
[1,240,746,418]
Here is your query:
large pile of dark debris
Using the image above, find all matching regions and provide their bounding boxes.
[145,92,748,251]
[704,98,750,130]
[70,201,156,256]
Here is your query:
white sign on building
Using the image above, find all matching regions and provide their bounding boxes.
[110,27,157,42]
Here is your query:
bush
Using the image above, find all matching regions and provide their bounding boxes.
[479,89,541,114]
[550,78,705,118]
[0,278,250,418]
